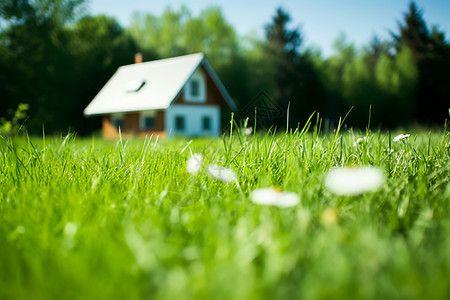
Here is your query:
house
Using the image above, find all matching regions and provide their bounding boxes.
[83,53,236,138]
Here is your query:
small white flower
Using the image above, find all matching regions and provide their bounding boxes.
[251,187,299,208]
[62,222,78,254]
[16,226,25,234]
[353,137,368,146]
[243,127,253,136]
[325,166,385,196]
[64,222,78,237]
[393,134,410,142]
[186,153,203,175]
[206,164,237,183]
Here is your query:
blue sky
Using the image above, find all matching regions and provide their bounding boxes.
[88,0,450,57]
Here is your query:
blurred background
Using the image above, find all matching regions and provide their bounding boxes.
[1,0,449,135]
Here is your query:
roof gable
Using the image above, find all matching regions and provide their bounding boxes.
[84,53,235,116]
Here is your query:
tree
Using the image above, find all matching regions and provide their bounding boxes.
[128,6,238,69]
[264,8,308,127]
[264,8,301,107]
[128,5,248,109]
[363,35,391,78]
[67,15,141,134]
[0,1,140,134]
[374,46,418,126]
[184,7,238,68]
[317,34,357,124]
[0,0,87,133]
[394,1,450,124]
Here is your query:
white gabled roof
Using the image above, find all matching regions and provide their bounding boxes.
[83,53,235,116]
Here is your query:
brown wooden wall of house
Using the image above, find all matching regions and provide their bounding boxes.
[102,110,166,139]
[102,116,118,139]
[174,65,227,107]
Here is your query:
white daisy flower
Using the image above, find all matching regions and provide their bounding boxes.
[393,134,410,142]
[251,187,300,208]
[62,222,78,254]
[242,127,253,136]
[206,164,237,183]
[186,153,203,175]
[325,166,385,196]
[353,137,368,146]
[64,222,78,237]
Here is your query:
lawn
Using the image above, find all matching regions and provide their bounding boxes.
[1,123,450,299]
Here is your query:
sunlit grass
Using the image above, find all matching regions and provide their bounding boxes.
[1,125,450,299]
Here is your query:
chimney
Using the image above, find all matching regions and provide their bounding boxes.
[134,52,143,64]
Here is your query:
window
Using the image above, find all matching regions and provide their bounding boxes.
[175,116,185,131]
[111,114,124,129]
[190,79,200,97]
[184,70,206,102]
[125,79,146,93]
[143,116,155,129]
[140,111,156,130]
[202,116,211,131]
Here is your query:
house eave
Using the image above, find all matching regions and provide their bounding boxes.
[84,107,167,117]
[201,57,237,111]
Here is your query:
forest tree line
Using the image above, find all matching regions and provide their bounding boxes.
[1,0,449,135]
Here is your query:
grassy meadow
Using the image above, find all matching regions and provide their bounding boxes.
[1,121,450,299]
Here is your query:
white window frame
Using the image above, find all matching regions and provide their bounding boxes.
[184,70,206,103]
[140,111,156,131]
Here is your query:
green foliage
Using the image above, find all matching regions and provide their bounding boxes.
[316,33,420,128]
[373,46,418,125]
[67,15,141,134]
[1,127,450,299]
[0,1,139,135]
[127,6,262,109]
[264,8,301,112]
[128,6,189,57]
[0,0,86,25]
[185,6,238,67]
[0,0,87,133]
[263,8,327,127]
[128,6,238,69]
[395,2,450,123]
[0,103,29,136]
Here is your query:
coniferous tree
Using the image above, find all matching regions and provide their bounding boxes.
[395,2,450,124]
[264,8,301,104]
[264,8,321,127]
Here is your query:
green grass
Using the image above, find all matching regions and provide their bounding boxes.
[1,125,450,300]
